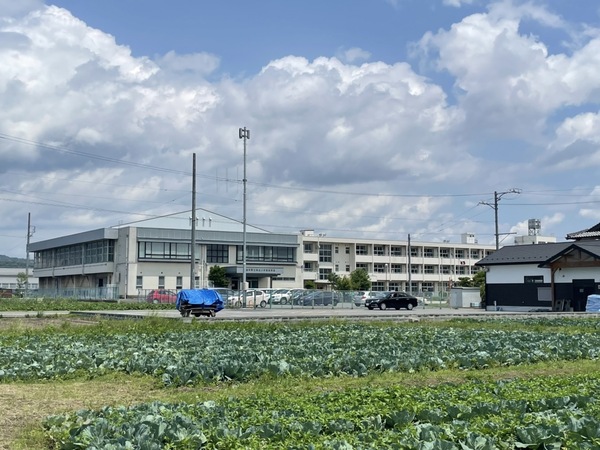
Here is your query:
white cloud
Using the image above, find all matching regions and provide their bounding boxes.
[443,0,477,7]
[2,0,600,256]
[337,47,371,64]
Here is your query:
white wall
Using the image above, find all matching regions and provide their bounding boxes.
[487,264,550,284]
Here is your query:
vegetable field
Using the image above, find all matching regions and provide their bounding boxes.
[1,316,600,449]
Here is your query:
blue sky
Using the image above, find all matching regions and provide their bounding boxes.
[1,0,600,257]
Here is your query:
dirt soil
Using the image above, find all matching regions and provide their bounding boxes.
[0,317,98,331]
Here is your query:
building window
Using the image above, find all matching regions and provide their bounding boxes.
[373,245,385,256]
[440,248,451,258]
[410,247,419,257]
[391,264,403,273]
[424,248,434,258]
[410,265,420,274]
[237,246,295,263]
[334,264,339,271]
[345,264,350,272]
[422,282,434,292]
[176,276,183,289]
[207,244,228,263]
[441,265,451,274]
[356,263,369,271]
[335,246,339,254]
[374,263,386,273]
[389,282,400,291]
[356,245,367,255]
[524,275,544,283]
[371,282,385,291]
[158,276,165,288]
[319,268,332,280]
[138,242,190,260]
[345,246,350,254]
[424,265,435,274]
[470,250,480,259]
[85,240,115,264]
[455,249,465,259]
[304,243,313,253]
[194,276,200,288]
[304,262,314,272]
[136,276,143,289]
[391,246,402,256]
[319,244,332,262]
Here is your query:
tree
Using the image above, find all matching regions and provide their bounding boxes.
[473,270,486,303]
[16,272,28,298]
[328,273,352,290]
[208,266,228,288]
[350,268,371,290]
[304,280,316,289]
[456,276,474,287]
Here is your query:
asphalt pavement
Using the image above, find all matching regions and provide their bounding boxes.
[1,305,592,321]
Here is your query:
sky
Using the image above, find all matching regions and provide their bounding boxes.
[1,0,600,258]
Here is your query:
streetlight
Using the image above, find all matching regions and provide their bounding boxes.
[384,263,388,290]
[239,127,250,291]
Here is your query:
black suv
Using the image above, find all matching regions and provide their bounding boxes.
[366,291,418,310]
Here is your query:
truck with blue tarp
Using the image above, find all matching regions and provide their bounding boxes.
[176,288,225,317]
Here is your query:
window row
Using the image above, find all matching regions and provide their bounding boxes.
[35,240,115,268]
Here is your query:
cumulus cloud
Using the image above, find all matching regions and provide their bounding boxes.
[1,0,600,256]
[336,47,371,64]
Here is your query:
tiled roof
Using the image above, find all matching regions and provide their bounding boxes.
[566,222,600,240]
[477,241,600,266]
[476,242,572,265]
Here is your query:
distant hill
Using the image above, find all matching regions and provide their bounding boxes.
[0,255,28,268]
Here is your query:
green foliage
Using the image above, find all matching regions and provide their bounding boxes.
[3,320,600,386]
[15,272,28,297]
[472,270,486,287]
[456,276,474,287]
[350,269,371,290]
[43,373,600,449]
[208,265,228,288]
[304,280,316,289]
[328,273,352,290]
[0,254,28,268]
[0,298,177,312]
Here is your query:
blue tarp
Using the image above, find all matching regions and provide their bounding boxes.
[586,294,600,313]
[176,289,225,312]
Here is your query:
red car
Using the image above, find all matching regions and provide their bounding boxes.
[146,289,178,304]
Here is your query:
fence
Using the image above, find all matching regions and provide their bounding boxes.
[24,287,119,301]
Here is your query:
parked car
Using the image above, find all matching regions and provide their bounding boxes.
[270,289,293,304]
[366,291,418,310]
[212,288,236,307]
[353,291,371,307]
[299,291,340,306]
[228,289,267,308]
[146,289,178,304]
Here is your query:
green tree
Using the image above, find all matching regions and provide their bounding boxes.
[350,269,371,290]
[328,273,352,290]
[456,276,474,287]
[16,272,28,298]
[208,266,228,288]
[304,280,316,289]
[473,270,486,303]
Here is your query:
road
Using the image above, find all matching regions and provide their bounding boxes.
[1,305,593,321]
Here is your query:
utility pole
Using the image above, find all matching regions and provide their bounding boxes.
[479,188,521,250]
[239,127,250,291]
[407,233,411,294]
[190,153,197,289]
[25,212,35,297]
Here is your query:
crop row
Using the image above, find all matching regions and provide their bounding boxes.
[2,322,600,385]
[43,373,600,449]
